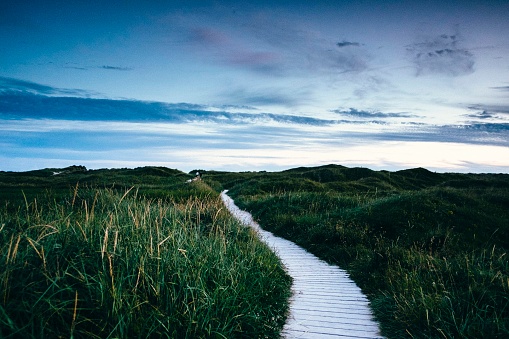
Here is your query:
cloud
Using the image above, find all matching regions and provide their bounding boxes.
[336,123,509,147]
[215,104,258,111]
[491,86,509,91]
[178,11,370,77]
[436,122,509,146]
[0,76,59,95]
[323,49,369,74]
[463,123,509,133]
[100,65,134,71]
[465,110,496,120]
[0,85,331,125]
[466,105,509,119]
[223,87,310,107]
[336,41,362,48]
[0,76,100,97]
[0,79,407,128]
[242,12,371,74]
[62,64,133,71]
[242,13,372,75]
[4,78,509,157]
[331,108,417,119]
[407,32,475,76]
[64,66,88,70]
[187,26,283,75]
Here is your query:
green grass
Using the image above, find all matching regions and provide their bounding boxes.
[0,167,291,338]
[3,164,509,338]
[205,165,509,338]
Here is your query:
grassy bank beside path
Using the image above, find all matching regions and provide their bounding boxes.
[0,167,291,338]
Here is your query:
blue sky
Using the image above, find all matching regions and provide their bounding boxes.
[1,0,509,173]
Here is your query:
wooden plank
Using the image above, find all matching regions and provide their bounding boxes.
[221,192,383,339]
[285,311,380,327]
[284,319,381,335]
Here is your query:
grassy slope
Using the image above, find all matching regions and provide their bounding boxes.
[204,165,509,338]
[0,166,291,338]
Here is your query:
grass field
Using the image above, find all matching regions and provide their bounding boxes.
[2,164,508,338]
[202,165,509,338]
[0,167,291,338]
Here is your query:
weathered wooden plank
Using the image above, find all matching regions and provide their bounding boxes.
[285,311,380,327]
[282,328,381,339]
[295,319,380,331]
[292,297,370,305]
[290,302,373,313]
[284,319,381,335]
[221,192,383,339]
[287,313,380,329]
[292,286,366,294]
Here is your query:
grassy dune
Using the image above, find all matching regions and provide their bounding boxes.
[3,164,508,338]
[0,167,291,338]
[204,165,509,338]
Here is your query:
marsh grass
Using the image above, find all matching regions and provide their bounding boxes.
[0,184,291,338]
[375,244,509,337]
[215,166,509,338]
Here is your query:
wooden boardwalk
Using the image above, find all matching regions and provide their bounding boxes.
[221,191,383,339]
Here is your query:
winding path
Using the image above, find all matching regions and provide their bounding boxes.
[221,191,383,339]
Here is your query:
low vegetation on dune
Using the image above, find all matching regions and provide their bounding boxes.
[0,167,291,338]
[203,165,509,338]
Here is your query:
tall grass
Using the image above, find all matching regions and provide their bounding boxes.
[374,243,509,337]
[229,186,509,338]
[0,185,291,338]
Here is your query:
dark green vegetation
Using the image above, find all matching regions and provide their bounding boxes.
[202,165,509,338]
[0,166,291,338]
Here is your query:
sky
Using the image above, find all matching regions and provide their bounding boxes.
[1,0,509,173]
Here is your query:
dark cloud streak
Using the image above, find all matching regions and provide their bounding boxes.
[0,88,334,125]
[331,108,417,119]
[336,41,362,48]
[100,65,134,71]
[491,86,509,91]
[465,110,496,120]
[467,104,509,116]
[0,76,97,97]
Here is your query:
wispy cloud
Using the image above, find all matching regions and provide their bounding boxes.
[463,123,509,133]
[0,76,59,95]
[465,110,496,120]
[0,76,99,97]
[331,108,417,119]
[223,86,312,107]
[467,104,509,119]
[407,32,475,76]
[0,78,413,129]
[62,64,133,72]
[187,26,283,75]
[177,9,371,77]
[64,66,88,70]
[491,86,509,91]
[245,12,371,74]
[3,77,509,171]
[0,84,326,125]
[322,48,369,74]
[100,65,134,71]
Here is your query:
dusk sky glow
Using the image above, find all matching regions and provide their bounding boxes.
[1,0,509,173]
